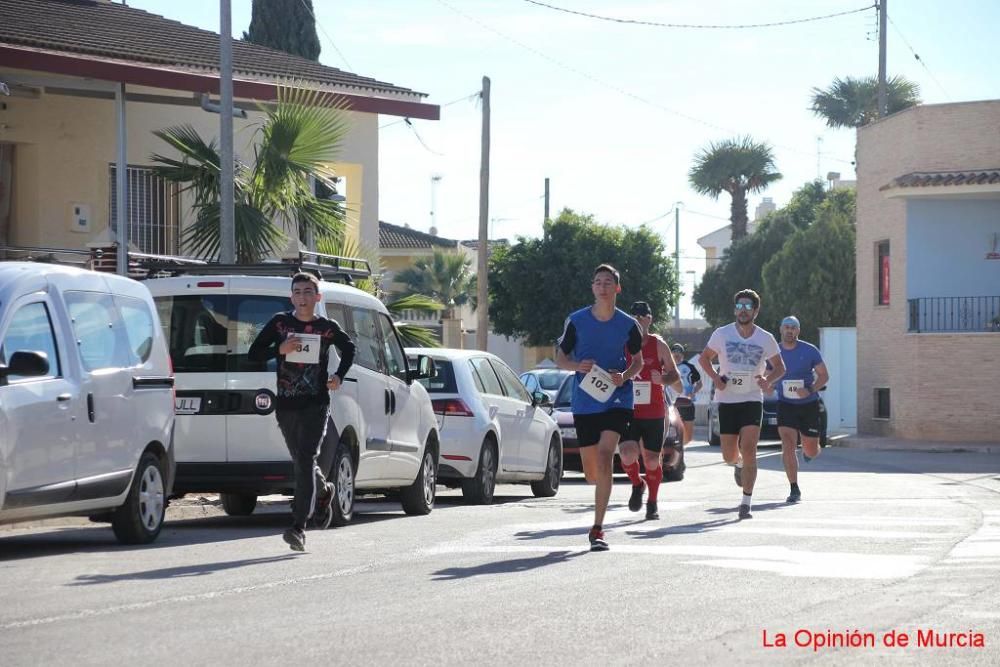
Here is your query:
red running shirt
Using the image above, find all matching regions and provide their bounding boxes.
[626,335,666,419]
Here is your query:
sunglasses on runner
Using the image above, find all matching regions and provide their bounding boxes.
[734,302,755,311]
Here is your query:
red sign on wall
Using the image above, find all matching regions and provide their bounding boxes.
[880,255,890,305]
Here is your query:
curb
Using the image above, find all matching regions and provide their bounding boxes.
[830,435,1000,455]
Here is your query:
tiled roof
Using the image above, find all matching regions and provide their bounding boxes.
[0,0,423,99]
[881,169,1000,191]
[379,221,457,250]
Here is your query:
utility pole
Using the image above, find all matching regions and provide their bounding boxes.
[429,174,442,234]
[877,0,888,118]
[476,77,491,352]
[674,204,681,336]
[543,177,550,222]
[219,0,236,263]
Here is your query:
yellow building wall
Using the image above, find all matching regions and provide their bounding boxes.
[0,73,375,252]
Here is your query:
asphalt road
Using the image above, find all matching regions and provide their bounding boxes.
[2,440,1000,666]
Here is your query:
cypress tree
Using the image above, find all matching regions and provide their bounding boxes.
[243,0,321,62]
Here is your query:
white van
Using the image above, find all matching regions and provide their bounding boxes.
[0,262,176,544]
[145,269,440,524]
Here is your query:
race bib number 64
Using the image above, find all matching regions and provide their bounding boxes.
[580,365,615,403]
[285,333,321,364]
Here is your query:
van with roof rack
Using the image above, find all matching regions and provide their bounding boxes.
[143,254,440,524]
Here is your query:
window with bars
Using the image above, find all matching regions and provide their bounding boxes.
[108,165,179,255]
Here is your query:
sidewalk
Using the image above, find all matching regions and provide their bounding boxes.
[831,433,1000,454]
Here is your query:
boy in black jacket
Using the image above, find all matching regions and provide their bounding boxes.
[249,273,356,551]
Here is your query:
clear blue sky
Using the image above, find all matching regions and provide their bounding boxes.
[129,0,1000,318]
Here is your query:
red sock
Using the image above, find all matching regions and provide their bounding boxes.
[624,460,642,486]
[645,466,663,502]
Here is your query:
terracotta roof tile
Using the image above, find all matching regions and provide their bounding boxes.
[379,221,457,250]
[881,169,1000,191]
[0,0,423,98]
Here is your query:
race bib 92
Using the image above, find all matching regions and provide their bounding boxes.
[285,333,321,364]
[726,370,755,393]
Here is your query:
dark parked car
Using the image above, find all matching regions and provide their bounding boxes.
[554,378,686,482]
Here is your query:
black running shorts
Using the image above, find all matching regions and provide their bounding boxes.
[623,417,665,452]
[573,409,632,448]
[674,397,696,423]
[777,401,821,437]
[718,401,763,435]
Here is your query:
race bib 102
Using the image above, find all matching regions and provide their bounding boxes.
[285,333,321,364]
[580,365,615,403]
[633,380,651,405]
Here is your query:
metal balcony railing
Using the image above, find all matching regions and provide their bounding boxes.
[908,296,1000,333]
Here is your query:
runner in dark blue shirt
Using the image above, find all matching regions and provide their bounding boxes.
[773,315,829,503]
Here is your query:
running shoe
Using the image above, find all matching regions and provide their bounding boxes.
[733,465,743,487]
[588,527,609,552]
[738,504,752,520]
[283,527,306,551]
[645,500,659,520]
[786,488,802,503]
[316,482,335,529]
[628,480,646,512]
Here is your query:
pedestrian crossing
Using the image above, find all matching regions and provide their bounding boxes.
[428,500,1000,581]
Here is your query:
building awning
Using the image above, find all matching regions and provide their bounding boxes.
[881,169,1000,198]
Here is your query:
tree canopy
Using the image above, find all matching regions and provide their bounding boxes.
[395,250,477,318]
[810,75,921,129]
[489,209,677,347]
[693,182,856,341]
[689,136,782,242]
[244,0,322,62]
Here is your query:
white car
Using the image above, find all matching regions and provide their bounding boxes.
[145,270,440,524]
[406,348,561,504]
[0,262,176,544]
[519,368,572,403]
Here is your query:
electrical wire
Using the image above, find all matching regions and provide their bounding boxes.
[521,0,876,30]
[434,0,856,166]
[379,91,480,129]
[887,15,951,100]
[403,119,445,156]
[298,0,355,71]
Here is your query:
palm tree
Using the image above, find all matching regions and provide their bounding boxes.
[151,86,349,263]
[319,235,443,347]
[395,250,477,318]
[810,75,921,129]
[689,136,782,241]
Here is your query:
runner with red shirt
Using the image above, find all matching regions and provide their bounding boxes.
[618,301,680,520]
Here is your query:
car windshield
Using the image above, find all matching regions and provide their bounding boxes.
[534,370,567,390]
[410,357,457,393]
[554,376,573,407]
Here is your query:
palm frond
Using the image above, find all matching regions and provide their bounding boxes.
[386,293,445,315]
[394,322,441,348]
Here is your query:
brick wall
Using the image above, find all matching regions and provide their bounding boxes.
[856,100,1000,441]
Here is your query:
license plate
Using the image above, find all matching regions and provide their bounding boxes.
[767,417,778,426]
[175,397,202,415]
[560,427,577,439]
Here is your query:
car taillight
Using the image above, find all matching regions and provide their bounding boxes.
[432,398,474,417]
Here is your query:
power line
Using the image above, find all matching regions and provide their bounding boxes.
[521,0,876,30]
[403,119,445,156]
[298,0,354,72]
[434,0,855,166]
[379,91,480,129]
[887,15,951,100]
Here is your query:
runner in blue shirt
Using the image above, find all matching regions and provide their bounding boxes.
[773,315,829,503]
[556,264,643,551]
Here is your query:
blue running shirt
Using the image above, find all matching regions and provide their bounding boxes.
[558,306,643,415]
[777,340,824,404]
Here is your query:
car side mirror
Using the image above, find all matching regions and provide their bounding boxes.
[409,355,436,382]
[0,351,50,378]
[531,390,551,408]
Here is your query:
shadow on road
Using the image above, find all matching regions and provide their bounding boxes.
[69,554,299,586]
[431,550,584,580]
[514,517,645,541]
[626,517,734,538]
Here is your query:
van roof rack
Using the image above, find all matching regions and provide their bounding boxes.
[134,250,372,285]
[0,244,91,267]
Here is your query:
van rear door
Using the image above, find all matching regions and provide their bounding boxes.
[152,282,229,465]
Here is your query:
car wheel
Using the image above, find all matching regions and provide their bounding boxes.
[462,437,498,505]
[401,447,436,516]
[220,493,257,516]
[531,437,562,498]
[330,443,355,526]
[111,451,166,545]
